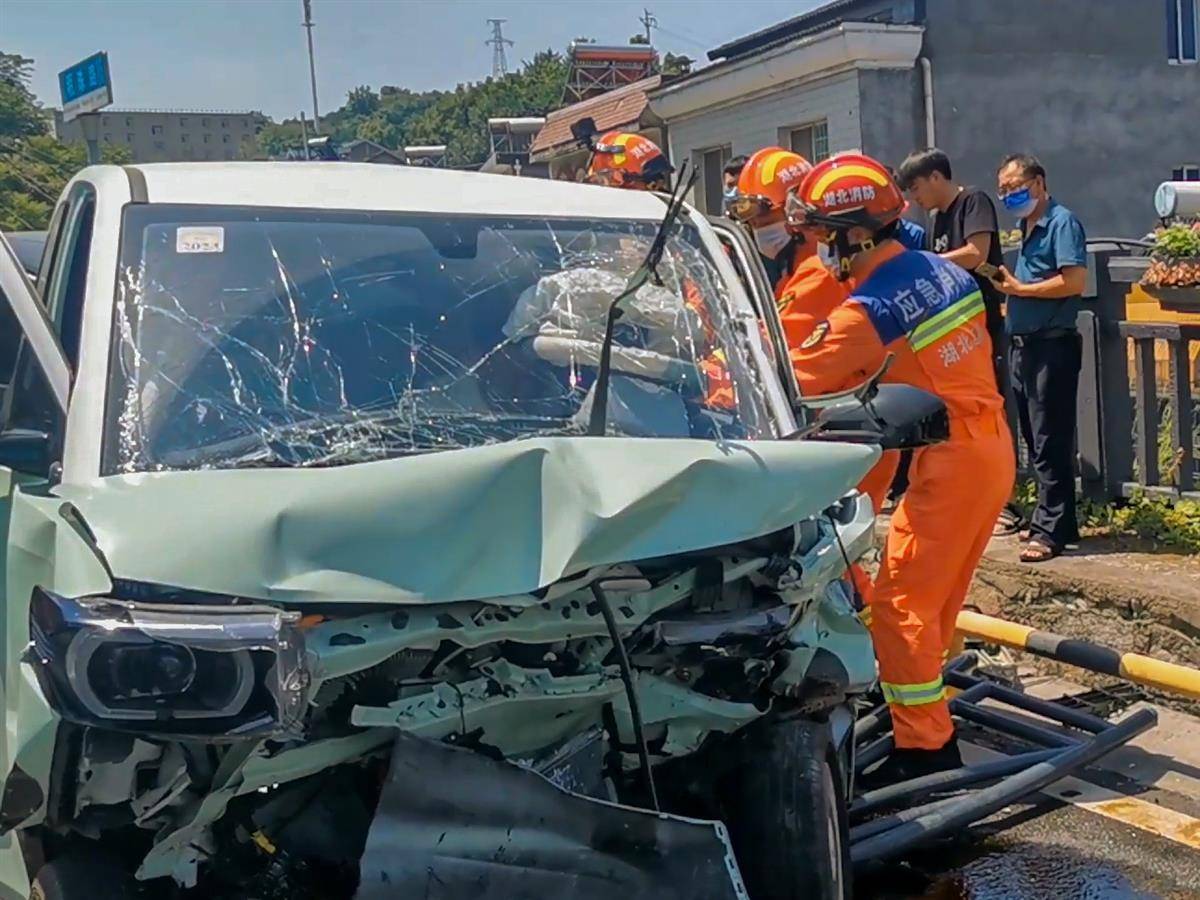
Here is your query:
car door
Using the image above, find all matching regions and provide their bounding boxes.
[0,233,71,878]
[706,217,804,416]
[38,183,96,375]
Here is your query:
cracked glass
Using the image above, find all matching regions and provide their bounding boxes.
[104,205,777,473]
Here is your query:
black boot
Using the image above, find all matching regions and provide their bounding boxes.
[858,738,963,791]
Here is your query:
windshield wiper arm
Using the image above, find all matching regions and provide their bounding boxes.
[587,164,699,437]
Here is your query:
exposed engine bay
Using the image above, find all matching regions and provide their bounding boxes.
[20,486,873,897]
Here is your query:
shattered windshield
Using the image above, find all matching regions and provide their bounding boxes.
[104,204,777,473]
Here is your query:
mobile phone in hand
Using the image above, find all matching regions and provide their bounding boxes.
[975,262,1001,280]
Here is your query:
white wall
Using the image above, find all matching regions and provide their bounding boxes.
[664,71,864,208]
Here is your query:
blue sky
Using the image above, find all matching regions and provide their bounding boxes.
[5,0,823,120]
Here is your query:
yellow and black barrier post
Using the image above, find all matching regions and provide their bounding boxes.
[956,610,1200,701]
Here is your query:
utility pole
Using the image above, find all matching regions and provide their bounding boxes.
[301,0,321,134]
[639,7,657,45]
[486,18,513,77]
[299,111,310,159]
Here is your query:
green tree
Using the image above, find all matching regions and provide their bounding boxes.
[662,52,693,77]
[0,133,129,230]
[255,49,568,168]
[256,121,307,158]
[345,85,379,117]
[0,52,46,140]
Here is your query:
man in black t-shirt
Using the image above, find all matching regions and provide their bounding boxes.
[893,149,1019,532]
[896,148,1005,369]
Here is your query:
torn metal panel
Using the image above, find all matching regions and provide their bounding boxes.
[355,731,748,900]
[73,734,161,810]
[351,662,624,757]
[305,557,774,689]
[133,729,393,882]
[611,674,763,757]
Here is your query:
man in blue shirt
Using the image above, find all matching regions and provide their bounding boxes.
[995,154,1088,562]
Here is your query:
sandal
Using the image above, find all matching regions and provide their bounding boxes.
[1019,538,1059,563]
[993,507,1023,536]
[1018,528,1032,542]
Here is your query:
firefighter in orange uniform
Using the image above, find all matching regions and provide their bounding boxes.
[727,147,842,343]
[729,148,899,517]
[787,154,1015,782]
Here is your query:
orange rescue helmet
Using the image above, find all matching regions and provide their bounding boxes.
[727,147,812,224]
[788,152,905,234]
[586,130,674,190]
[789,153,907,279]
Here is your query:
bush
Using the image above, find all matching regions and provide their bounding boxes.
[1013,479,1200,553]
[1141,223,1200,288]
[1085,491,1200,554]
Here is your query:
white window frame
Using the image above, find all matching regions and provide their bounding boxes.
[779,120,830,163]
[1169,0,1199,63]
[1176,164,1200,181]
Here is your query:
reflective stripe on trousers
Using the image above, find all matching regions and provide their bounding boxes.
[880,677,946,706]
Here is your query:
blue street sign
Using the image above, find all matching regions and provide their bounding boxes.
[58,52,113,122]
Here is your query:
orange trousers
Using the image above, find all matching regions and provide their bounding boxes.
[867,418,1015,750]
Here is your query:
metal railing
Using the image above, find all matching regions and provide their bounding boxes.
[1083,247,1200,502]
[1118,322,1199,497]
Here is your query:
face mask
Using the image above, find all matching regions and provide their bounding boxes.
[753,222,792,259]
[1001,186,1038,219]
[817,241,835,270]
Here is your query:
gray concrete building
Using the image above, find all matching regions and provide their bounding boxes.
[55,109,268,162]
[649,0,1199,237]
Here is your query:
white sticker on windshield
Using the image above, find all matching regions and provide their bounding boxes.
[176,226,225,254]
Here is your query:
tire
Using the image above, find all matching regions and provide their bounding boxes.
[723,718,852,900]
[31,850,136,900]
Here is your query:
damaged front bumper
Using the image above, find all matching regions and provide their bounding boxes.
[128,494,873,886]
[2,438,879,893]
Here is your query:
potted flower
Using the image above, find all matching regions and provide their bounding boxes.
[1140,222,1200,311]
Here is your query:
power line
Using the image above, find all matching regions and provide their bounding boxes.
[2,163,57,204]
[486,18,513,77]
[0,138,81,183]
[0,141,75,186]
[0,201,43,232]
[652,21,713,52]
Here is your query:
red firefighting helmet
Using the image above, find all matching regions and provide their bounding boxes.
[787,153,905,233]
[727,147,813,223]
[586,130,674,190]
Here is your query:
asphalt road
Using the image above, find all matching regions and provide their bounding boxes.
[856,799,1200,899]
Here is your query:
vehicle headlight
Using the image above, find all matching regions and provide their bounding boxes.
[29,588,307,740]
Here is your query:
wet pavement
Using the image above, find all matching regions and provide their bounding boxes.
[856,788,1200,899]
[853,676,1200,900]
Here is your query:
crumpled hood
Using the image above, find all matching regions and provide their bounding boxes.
[56,437,878,605]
